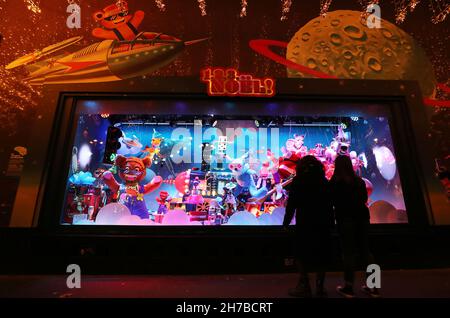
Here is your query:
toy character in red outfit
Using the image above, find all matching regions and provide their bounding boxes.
[156,190,172,214]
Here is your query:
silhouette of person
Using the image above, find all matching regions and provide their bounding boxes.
[283,155,334,297]
[330,155,380,298]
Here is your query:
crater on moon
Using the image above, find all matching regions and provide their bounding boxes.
[286,10,436,97]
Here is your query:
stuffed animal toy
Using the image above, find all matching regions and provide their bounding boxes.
[283,134,308,157]
[256,161,272,189]
[102,154,162,219]
[92,0,144,41]
[228,153,268,200]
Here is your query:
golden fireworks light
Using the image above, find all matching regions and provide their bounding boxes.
[240,0,248,18]
[281,0,292,21]
[197,0,207,16]
[154,0,166,12]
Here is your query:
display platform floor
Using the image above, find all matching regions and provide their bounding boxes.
[0,268,449,298]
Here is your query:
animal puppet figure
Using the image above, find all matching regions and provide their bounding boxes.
[102,154,162,219]
[271,187,288,206]
[208,196,224,215]
[92,1,144,41]
[283,134,308,157]
[266,149,284,201]
[312,143,326,162]
[228,153,268,200]
[156,190,172,214]
[257,161,272,189]
[325,125,351,162]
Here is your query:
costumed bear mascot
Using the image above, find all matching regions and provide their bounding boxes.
[102,154,162,219]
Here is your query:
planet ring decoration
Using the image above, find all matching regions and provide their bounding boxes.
[249,39,449,108]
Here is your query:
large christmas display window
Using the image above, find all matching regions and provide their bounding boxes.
[60,99,407,226]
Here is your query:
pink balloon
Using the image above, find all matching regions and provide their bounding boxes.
[162,209,190,225]
[174,171,189,194]
[95,203,131,225]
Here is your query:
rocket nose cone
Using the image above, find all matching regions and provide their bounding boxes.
[107,42,185,80]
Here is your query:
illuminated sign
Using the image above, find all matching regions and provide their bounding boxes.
[201,67,275,97]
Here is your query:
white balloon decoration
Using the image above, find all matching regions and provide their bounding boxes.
[95,203,131,225]
[372,146,397,181]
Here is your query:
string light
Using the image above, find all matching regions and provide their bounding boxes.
[409,0,421,12]
[429,0,450,23]
[392,0,410,23]
[197,0,207,16]
[240,0,248,18]
[320,0,333,17]
[0,68,41,133]
[280,0,292,21]
[24,0,41,14]
[154,0,166,12]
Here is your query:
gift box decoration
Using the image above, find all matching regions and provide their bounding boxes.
[190,210,209,222]
[63,183,102,224]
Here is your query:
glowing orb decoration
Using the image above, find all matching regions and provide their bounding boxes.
[162,209,190,225]
[174,171,190,194]
[369,200,407,223]
[372,146,397,181]
[226,211,259,225]
[286,10,437,97]
[78,144,93,169]
[95,203,131,225]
